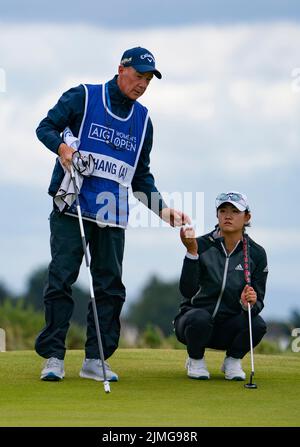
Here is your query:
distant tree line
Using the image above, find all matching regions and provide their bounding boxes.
[0,267,89,327]
[126,275,182,336]
[0,267,300,351]
[0,268,183,334]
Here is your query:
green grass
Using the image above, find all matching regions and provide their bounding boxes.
[0,349,299,427]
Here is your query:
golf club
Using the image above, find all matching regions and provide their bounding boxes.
[70,159,111,394]
[243,234,257,389]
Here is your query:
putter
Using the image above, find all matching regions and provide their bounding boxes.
[243,235,257,389]
[70,161,110,394]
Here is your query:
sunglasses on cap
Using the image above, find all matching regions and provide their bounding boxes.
[215,192,250,211]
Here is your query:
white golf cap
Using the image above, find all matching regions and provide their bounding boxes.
[215,191,250,212]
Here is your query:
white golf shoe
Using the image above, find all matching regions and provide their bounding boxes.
[79,359,119,382]
[221,356,246,381]
[41,357,65,381]
[186,357,210,380]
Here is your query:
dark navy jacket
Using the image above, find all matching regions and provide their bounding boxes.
[36,75,166,213]
[176,228,268,321]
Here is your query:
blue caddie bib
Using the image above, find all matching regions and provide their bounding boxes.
[66,83,149,227]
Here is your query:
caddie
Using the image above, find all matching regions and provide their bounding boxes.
[35,46,190,382]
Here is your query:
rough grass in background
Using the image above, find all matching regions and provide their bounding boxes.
[135,323,287,354]
[0,300,289,354]
[0,300,85,350]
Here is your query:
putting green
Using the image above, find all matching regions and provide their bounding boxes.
[0,349,299,427]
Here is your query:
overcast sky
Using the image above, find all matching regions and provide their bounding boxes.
[0,1,299,321]
[1,0,300,25]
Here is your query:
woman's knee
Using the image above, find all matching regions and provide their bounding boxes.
[175,308,213,345]
[185,308,213,329]
[252,315,267,337]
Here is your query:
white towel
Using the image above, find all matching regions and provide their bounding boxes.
[54,128,95,212]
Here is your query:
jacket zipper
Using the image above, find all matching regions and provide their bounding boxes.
[191,286,202,305]
[211,240,240,319]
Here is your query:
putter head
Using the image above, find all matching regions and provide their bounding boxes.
[244,382,257,389]
[104,381,111,393]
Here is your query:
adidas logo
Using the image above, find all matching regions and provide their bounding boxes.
[235,264,244,271]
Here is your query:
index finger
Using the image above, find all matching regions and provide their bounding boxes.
[182,213,192,225]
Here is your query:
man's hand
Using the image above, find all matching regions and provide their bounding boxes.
[240,285,257,308]
[58,143,75,171]
[180,225,198,256]
[159,207,191,227]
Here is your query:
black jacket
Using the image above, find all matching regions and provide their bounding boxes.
[176,228,268,320]
[36,75,166,213]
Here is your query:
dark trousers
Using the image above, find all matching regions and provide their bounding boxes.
[174,308,267,359]
[35,210,125,360]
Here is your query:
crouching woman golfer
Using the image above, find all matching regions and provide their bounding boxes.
[174,191,268,380]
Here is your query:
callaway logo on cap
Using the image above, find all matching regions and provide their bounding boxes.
[120,46,162,79]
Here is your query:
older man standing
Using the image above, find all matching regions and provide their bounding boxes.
[35,46,190,382]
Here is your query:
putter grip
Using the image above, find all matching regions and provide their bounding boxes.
[243,235,251,286]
